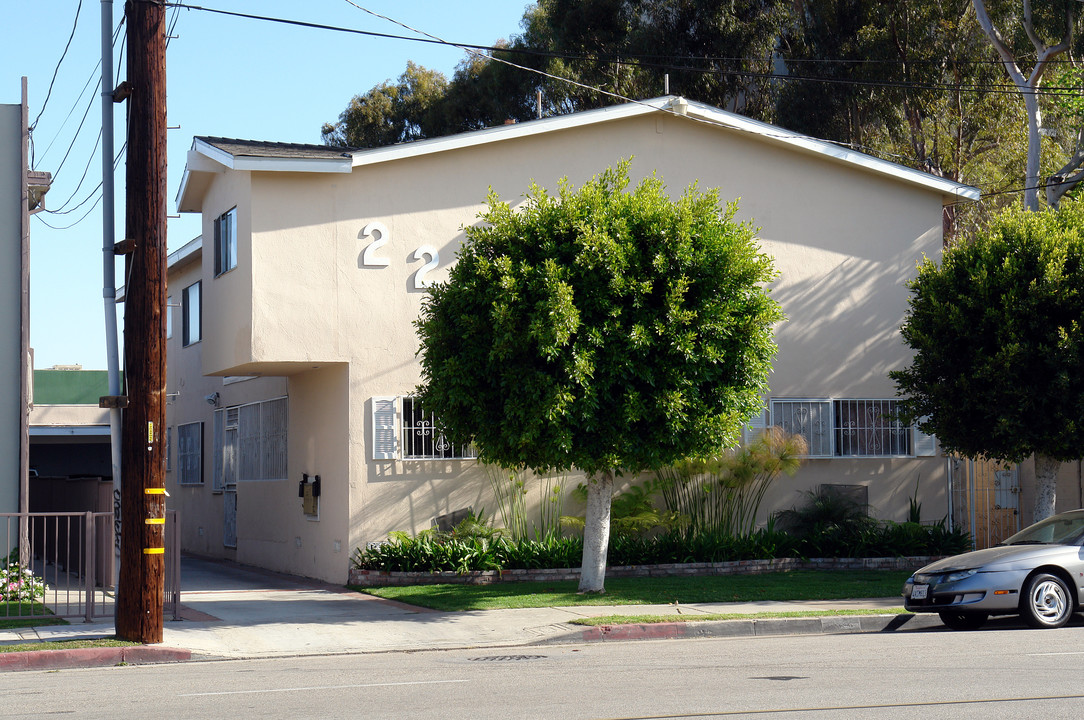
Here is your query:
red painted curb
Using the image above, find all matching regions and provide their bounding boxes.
[0,646,191,672]
[581,623,689,641]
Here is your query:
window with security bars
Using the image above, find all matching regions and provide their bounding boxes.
[833,399,910,456]
[401,397,477,460]
[371,396,476,460]
[771,398,918,458]
[177,422,203,484]
[214,397,287,484]
[771,400,832,457]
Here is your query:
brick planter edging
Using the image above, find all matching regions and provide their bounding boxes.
[347,556,939,587]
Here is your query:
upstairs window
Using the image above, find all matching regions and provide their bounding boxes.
[214,207,237,277]
[182,281,201,346]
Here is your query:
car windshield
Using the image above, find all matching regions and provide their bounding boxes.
[1002,513,1084,546]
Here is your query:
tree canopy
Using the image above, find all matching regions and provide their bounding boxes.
[414,161,781,590]
[322,0,1084,226]
[891,200,1084,519]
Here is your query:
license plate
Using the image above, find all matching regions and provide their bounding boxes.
[911,584,929,600]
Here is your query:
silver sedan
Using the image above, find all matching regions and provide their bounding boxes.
[903,509,1084,630]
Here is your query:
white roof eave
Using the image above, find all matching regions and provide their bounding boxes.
[176,97,979,208]
[347,96,979,203]
[176,138,353,212]
[682,103,981,202]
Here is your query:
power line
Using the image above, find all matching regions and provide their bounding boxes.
[36,19,125,172]
[40,142,126,228]
[162,1,1084,205]
[161,1,1084,98]
[31,0,85,132]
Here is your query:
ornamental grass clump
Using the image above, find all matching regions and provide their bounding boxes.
[657,427,806,539]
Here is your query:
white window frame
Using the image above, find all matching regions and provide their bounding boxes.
[182,281,201,347]
[214,207,237,277]
[370,396,477,461]
[770,398,926,458]
[176,421,203,485]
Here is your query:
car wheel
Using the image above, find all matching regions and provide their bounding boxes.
[1021,573,1074,629]
[938,611,988,630]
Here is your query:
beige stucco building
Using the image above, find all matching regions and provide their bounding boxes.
[168,96,991,583]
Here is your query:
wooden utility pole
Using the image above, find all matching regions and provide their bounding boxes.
[115,0,167,644]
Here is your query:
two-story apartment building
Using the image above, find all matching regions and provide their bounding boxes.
[167,96,985,583]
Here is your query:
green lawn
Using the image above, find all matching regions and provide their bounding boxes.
[0,638,136,654]
[354,569,910,611]
[0,603,67,630]
[570,608,907,626]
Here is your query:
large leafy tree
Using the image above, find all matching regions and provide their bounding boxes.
[320,62,450,148]
[776,0,1028,234]
[322,0,790,147]
[415,161,782,592]
[891,201,1084,522]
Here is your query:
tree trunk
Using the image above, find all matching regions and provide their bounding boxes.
[578,469,614,594]
[1023,90,1042,211]
[1033,454,1060,523]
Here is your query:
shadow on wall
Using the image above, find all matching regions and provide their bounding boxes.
[359,460,490,541]
[766,236,930,395]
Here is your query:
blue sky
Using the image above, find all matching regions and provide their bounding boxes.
[3,0,532,370]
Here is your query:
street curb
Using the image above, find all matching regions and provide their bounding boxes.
[0,646,191,672]
[536,613,944,645]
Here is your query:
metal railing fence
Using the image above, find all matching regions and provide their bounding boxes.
[0,511,179,623]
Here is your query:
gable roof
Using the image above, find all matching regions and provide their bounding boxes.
[178,96,979,212]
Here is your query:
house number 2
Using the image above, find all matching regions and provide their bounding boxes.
[361,222,439,289]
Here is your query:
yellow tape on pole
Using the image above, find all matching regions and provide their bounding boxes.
[144,518,165,525]
[143,548,165,555]
[145,488,166,495]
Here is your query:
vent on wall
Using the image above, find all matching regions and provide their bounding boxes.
[433,507,473,533]
[818,484,869,516]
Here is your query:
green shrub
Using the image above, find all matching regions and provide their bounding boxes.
[352,517,971,573]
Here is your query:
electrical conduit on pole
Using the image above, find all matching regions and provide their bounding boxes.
[101,0,123,589]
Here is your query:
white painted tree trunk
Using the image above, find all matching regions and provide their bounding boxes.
[578,469,614,594]
[1033,454,1060,523]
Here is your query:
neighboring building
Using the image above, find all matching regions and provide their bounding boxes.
[28,367,114,516]
[170,96,985,583]
[0,90,23,517]
[1,80,47,520]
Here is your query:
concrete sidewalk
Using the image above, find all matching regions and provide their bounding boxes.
[0,556,940,670]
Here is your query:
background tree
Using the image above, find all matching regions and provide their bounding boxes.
[322,0,790,147]
[891,201,1084,522]
[320,61,450,148]
[775,0,1028,235]
[970,0,1080,210]
[414,161,782,592]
